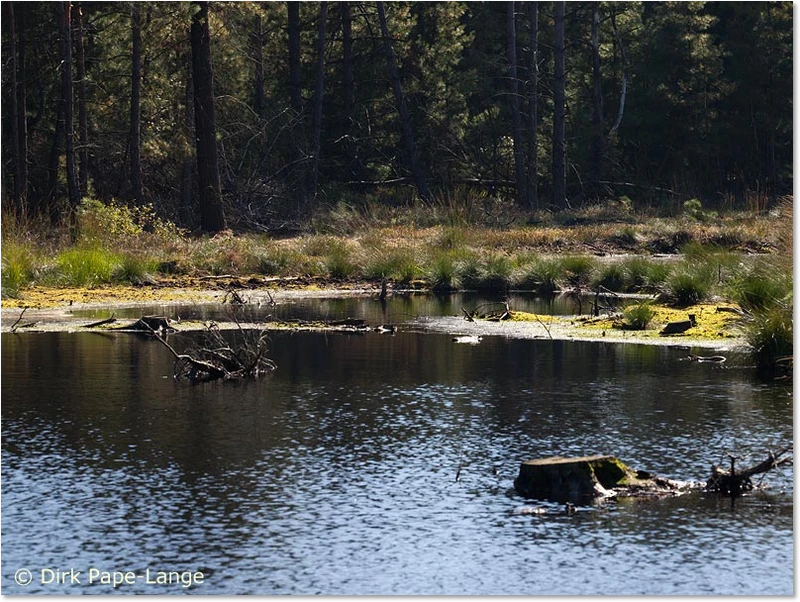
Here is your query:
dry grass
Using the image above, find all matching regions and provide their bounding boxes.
[1,197,789,301]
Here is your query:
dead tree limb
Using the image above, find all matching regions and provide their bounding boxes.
[706,446,793,495]
[85,314,117,328]
[10,307,27,333]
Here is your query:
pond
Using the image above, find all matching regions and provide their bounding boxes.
[1,298,793,595]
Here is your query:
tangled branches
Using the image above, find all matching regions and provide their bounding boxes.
[142,315,276,383]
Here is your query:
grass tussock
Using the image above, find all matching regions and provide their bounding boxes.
[622,301,656,330]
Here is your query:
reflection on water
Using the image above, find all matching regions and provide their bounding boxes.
[1,323,792,595]
[69,291,592,325]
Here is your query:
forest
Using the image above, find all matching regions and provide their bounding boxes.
[0,1,793,232]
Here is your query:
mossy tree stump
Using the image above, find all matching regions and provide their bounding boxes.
[514,455,637,503]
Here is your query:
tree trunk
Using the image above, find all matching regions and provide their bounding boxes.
[287,2,307,210]
[341,1,354,124]
[130,2,143,205]
[308,2,328,201]
[74,2,89,198]
[190,2,226,233]
[590,4,604,195]
[250,11,266,117]
[376,1,431,203]
[507,2,526,208]
[607,9,627,138]
[6,2,28,215]
[179,58,195,227]
[552,1,566,209]
[526,1,538,210]
[58,1,80,213]
[287,2,303,115]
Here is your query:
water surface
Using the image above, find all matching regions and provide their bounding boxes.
[1,313,792,595]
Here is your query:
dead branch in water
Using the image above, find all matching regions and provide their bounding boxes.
[10,307,27,333]
[138,314,276,383]
[706,445,793,495]
[85,314,117,328]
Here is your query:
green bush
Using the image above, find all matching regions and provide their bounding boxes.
[622,301,656,330]
[427,252,459,292]
[77,198,184,246]
[513,258,560,294]
[595,263,626,292]
[364,248,421,283]
[729,263,792,312]
[663,267,713,306]
[745,303,793,378]
[559,256,596,289]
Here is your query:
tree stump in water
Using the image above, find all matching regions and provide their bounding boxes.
[514,455,638,503]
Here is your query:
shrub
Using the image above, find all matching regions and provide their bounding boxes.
[595,263,626,292]
[663,267,713,306]
[77,198,184,247]
[364,247,421,283]
[623,257,672,292]
[729,261,792,312]
[427,252,458,292]
[513,258,560,294]
[622,301,656,330]
[745,304,793,378]
[559,256,596,289]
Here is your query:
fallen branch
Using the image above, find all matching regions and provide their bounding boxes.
[85,314,117,328]
[706,446,793,495]
[10,308,27,333]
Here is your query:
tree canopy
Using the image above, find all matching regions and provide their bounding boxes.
[1,1,792,231]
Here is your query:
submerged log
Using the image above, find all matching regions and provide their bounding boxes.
[115,315,175,334]
[514,455,696,504]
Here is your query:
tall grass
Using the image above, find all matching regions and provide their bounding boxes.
[51,247,122,287]
[622,301,656,330]
[1,242,36,298]
[512,258,561,294]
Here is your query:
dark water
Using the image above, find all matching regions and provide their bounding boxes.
[1,314,793,594]
[69,291,588,326]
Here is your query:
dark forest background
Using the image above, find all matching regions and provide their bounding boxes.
[1,1,792,233]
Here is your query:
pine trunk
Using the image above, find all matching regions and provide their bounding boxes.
[130,2,143,205]
[376,1,431,203]
[526,1,538,210]
[308,2,328,201]
[552,1,566,209]
[74,2,89,198]
[190,2,226,233]
[507,2,526,208]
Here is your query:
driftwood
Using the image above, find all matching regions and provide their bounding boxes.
[9,308,27,332]
[706,446,793,495]
[153,321,275,382]
[115,315,176,334]
[85,314,117,328]
[660,314,696,335]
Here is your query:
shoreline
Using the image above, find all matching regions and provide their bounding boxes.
[1,284,747,351]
